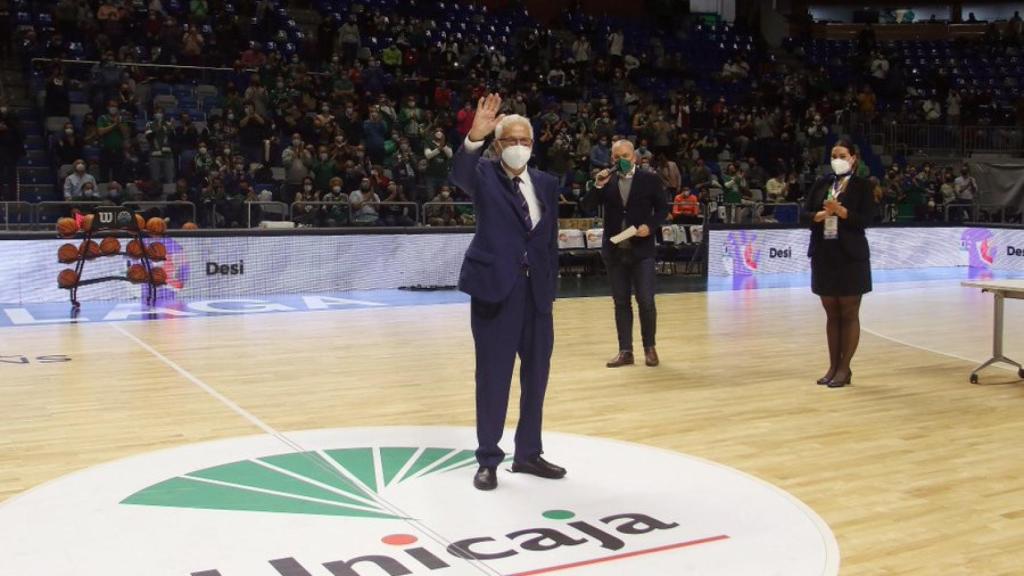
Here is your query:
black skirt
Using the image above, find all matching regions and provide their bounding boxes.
[811,240,872,297]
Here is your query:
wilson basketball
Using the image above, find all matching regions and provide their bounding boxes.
[56,218,77,238]
[127,264,147,283]
[150,267,167,285]
[182,221,198,230]
[126,240,143,259]
[146,217,167,236]
[57,243,79,263]
[57,269,79,289]
[79,240,101,259]
[82,214,95,232]
[146,242,166,261]
[100,236,121,256]
[134,214,146,231]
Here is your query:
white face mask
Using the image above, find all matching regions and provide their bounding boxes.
[500,145,531,171]
[831,158,852,176]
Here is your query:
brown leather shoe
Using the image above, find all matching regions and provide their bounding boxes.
[606,351,635,368]
[644,347,659,367]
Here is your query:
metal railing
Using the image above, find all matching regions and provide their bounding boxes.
[34,200,112,224]
[124,201,197,224]
[886,124,1024,156]
[289,201,350,224]
[246,201,289,228]
[943,202,1016,223]
[0,202,33,230]
[422,201,474,226]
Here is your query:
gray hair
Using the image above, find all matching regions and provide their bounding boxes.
[494,114,534,140]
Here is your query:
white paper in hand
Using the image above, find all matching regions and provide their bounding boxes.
[610,225,637,245]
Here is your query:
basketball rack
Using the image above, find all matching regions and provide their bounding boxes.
[57,207,164,309]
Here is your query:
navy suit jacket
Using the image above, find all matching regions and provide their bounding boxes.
[450,144,560,313]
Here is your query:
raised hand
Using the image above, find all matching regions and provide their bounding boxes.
[467,93,505,142]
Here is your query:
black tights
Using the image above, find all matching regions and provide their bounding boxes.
[820,295,862,381]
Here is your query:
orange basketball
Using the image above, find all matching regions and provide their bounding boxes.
[182,221,198,230]
[79,240,100,259]
[126,239,144,258]
[127,264,147,283]
[150,267,167,285]
[57,243,79,263]
[57,217,78,238]
[134,213,146,231]
[57,269,79,289]
[146,217,167,236]
[82,213,95,232]
[146,242,166,261]
[100,236,121,256]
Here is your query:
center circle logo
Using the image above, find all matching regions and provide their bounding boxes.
[0,427,838,575]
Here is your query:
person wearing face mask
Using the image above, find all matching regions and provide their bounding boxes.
[424,130,453,199]
[584,139,669,369]
[450,94,564,492]
[54,123,83,167]
[803,139,876,389]
[97,99,130,182]
[63,159,97,201]
[145,106,175,184]
[281,134,313,204]
[671,186,701,224]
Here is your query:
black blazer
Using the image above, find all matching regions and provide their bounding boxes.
[582,170,669,259]
[803,174,876,261]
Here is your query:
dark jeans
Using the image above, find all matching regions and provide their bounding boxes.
[603,249,657,351]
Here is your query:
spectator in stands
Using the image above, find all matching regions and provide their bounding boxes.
[44,68,71,118]
[423,129,452,198]
[953,165,978,219]
[671,186,701,224]
[766,171,788,203]
[63,159,97,200]
[54,121,82,168]
[380,182,415,226]
[97,99,130,181]
[427,184,457,226]
[589,136,611,170]
[145,106,175,184]
[0,101,24,202]
[349,176,379,225]
[281,133,312,203]
[320,176,348,226]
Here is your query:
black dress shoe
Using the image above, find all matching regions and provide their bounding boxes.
[827,372,852,388]
[644,347,659,367]
[473,466,497,490]
[511,456,566,479]
[817,374,834,385]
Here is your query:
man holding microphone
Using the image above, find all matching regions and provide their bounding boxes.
[584,139,669,368]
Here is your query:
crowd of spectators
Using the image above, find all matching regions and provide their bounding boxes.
[4,1,1021,228]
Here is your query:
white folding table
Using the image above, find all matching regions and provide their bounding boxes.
[961,279,1024,384]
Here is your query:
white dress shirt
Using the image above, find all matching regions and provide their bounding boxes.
[464,137,540,228]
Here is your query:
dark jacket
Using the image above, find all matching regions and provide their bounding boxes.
[583,169,669,259]
[804,174,875,261]
[450,144,560,313]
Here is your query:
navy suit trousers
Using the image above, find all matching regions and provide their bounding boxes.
[471,271,554,468]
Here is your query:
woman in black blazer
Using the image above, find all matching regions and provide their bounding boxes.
[804,139,876,388]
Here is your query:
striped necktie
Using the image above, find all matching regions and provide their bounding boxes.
[512,176,533,229]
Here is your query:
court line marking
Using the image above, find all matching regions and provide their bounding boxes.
[862,326,1017,373]
[110,323,502,576]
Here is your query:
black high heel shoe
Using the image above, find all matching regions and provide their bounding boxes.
[817,372,835,385]
[827,372,852,388]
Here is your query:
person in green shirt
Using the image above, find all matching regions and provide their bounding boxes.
[96,99,130,181]
[311,145,338,193]
[381,43,403,73]
[190,0,208,19]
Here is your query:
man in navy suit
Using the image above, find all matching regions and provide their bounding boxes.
[450,93,565,491]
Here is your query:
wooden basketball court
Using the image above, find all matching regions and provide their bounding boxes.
[2,280,1023,575]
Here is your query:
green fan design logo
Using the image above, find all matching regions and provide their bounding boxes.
[122,447,485,519]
